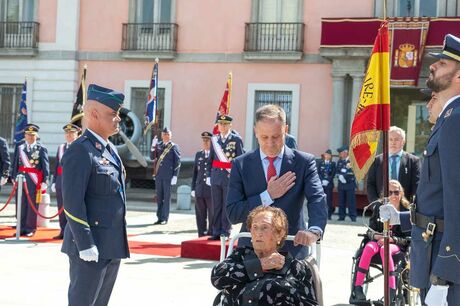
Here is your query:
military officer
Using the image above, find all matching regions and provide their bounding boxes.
[336,146,357,221]
[0,136,10,190]
[317,149,336,220]
[150,127,181,225]
[207,115,244,240]
[191,131,213,237]
[381,34,460,305]
[61,84,129,306]
[10,124,49,236]
[51,123,81,239]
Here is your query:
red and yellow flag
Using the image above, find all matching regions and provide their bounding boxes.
[213,72,232,134]
[349,21,390,181]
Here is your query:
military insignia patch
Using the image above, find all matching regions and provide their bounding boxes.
[99,158,110,165]
[445,108,453,118]
[95,142,102,150]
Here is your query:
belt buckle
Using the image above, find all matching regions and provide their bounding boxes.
[422,222,436,242]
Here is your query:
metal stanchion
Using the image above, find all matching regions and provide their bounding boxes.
[15,174,24,240]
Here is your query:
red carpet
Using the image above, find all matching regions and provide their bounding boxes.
[181,237,237,261]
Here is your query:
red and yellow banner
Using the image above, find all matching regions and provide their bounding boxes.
[213,72,232,135]
[349,22,390,181]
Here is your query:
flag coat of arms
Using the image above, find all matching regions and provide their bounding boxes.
[349,22,390,181]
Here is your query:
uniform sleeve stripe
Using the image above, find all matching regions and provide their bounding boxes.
[64,209,89,227]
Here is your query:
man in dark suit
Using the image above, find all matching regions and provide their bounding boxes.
[150,127,181,225]
[227,104,327,259]
[191,131,213,237]
[380,34,460,305]
[317,149,336,220]
[207,115,244,240]
[11,124,49,237]
[0,136,10,190]
[336,146,357,221]
[61,84,129,306]
[366,126,420,203]
[50,123,81,239]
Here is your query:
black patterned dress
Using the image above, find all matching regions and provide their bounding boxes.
[211,247,318,306]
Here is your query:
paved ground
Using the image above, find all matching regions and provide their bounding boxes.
[0,186,390,306]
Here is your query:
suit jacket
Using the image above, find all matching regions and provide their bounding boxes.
[208,132,244,186]
[61,130,129,260]
[366,152,420,202]
[406,97,460,287]
[191,150,211,198]
[0,137,10,179]
[11,141,49,185]
[227,146,328,259]
[150,141,181,180]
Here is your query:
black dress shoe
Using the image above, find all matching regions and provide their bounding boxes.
[53,233,64,239]
[153,220,162,225]
[207,235,220,241]
[352,285,366,301]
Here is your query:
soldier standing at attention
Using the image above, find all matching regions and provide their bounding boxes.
[191,131,213,237]
[207,115,244,240]
[11,124,49,237]
[336,146,357,222]
[150,127,181,225]
[317,149,336,220]
[61,84,129,306]
[0,136,10,190]
[51,123,81,240]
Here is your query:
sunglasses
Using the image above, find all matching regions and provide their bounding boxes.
[389,190,400,196]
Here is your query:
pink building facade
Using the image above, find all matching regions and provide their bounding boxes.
[1,0,459,172]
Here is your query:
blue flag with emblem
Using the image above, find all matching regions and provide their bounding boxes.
[14,80,28,143]
[144,59,159,135]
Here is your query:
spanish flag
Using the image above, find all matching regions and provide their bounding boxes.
[349,21,390,181]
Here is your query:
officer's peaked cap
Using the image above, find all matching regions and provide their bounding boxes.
[162,127,171,134]
[87,84,124,111]
[201,131,212,138]
[324,149,332,155]
[24,123,39,135]
[217,114,233,123]
[337,145,349,153]
[430,34,460,63]
[62,123,81,132]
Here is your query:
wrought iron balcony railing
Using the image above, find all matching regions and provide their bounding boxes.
[122,23,178,52]
[244,22,305,52]
[0,22,39,49]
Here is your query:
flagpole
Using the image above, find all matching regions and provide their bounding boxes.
[381,2,390,306]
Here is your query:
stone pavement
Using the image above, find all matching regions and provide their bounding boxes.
[0,186,386,306]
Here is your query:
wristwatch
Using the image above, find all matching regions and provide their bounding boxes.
[307,229,322,240]
[430,274,451,286]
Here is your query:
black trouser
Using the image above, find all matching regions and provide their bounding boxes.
[211,184,230,236]
[156,178,171,222]
[195,196,213,236]
[68,255,121,306]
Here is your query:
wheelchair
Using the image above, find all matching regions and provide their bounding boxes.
[349,233,419,306]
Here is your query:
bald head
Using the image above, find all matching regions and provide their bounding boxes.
[83,99,121,140]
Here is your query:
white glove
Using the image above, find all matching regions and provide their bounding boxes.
[40,182,47,191]
[425,284,449,306]
[79,245,99,262]
[191,190,195,197]
[150,136,158,151]
[341,168,347,173]
[206,177,211,186]
[321,179,329,186]
[171,176,177,185]
[338,175,346,184]
[51,183,56,193]
[379,204,401,225]
[0,177,7,186]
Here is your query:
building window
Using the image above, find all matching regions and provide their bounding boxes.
[257,0,301,22]
[133,0,172,23]
[1,0,35,21]
[130,87,165,157]
[398,0,437,17]
[0,84,22,147]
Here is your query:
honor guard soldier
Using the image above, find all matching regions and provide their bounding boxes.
[380,34,460,305]
[150,127,181,225]
[0,136,10,189]
[191,131,213,237]
[61,84,129,306]
[336,146,357,221]
[11,124,50,237]
[207,115,244,240]
[51,123,81,239]
[317,149,336,220]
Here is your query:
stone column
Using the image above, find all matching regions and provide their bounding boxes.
[329,74,346,152]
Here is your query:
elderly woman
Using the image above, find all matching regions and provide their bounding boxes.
[211,206,318,306]
[352,180,411,303]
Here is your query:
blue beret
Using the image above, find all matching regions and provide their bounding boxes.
[24,123,39,134]
[430,34,460,62]
[87,84,124,111]
[217,114,233,123]
[162,127,171,133]
[325,149,332,155]
[337,145,349,153]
